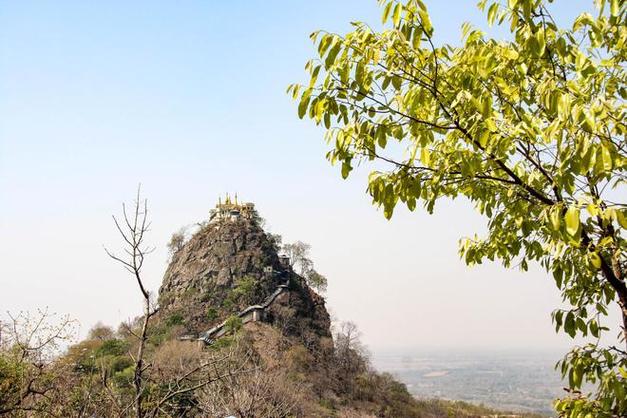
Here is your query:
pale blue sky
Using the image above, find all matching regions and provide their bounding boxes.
[1,0,608,352]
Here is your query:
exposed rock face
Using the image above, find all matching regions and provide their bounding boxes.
[157,217,330,343]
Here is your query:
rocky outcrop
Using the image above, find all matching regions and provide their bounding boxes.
[157,217,331,343]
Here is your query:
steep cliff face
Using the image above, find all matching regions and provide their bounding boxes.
[157,217,330,343]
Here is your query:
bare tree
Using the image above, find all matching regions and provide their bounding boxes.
[103,188,249,417]
[198,364,304,417]
[0,309,76,416]
[281,241,311,272]
[333,321,368,397]
[87,322,115,341]
[167,226,188,258]
[282,241,328,293]
[146,339,249,417]
[104,186,157,418]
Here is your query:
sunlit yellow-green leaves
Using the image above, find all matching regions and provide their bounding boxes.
[565,207,581,237]
[588,251,602,269]
[291,1,626,415]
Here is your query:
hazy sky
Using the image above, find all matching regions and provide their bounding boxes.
[1,0,614,353]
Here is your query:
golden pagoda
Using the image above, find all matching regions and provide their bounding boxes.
[209,194,256,223]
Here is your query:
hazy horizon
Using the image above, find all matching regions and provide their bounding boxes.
[1,0,619,354]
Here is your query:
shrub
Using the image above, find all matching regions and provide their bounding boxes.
[87,323,115,340]
[111,356,133,373]
[112,365,134,387]
[62,339,102,373]
[165,313,185,327]
[223,276,258,308]
[206,307,218,322]
[95,339,129,358]
[224,315,243,334]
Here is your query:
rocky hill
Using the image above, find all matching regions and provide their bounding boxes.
[157,210,330,347]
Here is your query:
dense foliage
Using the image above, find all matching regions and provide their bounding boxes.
[291,0,626,416]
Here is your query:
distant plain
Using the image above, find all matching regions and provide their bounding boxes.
[374,349,566,415]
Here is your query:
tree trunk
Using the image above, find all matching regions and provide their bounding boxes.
[134,302,150,418]
[601,257,627,350]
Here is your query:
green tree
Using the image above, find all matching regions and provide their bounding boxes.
[290,0,626,416]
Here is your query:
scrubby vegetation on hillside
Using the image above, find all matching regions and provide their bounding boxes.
[0,311,544,417]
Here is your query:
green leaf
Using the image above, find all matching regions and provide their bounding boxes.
[318,34,333,57]
[298,95,311,119]
[554,310,564,332]
[549,206,561,231]
[418,9,433,36]
[565,207,580,237]
[391,75,402,90]
[392,3,402,27]
[484,118,497,132]
[381,1,392,24]
[588,252,602,269]
[323,112,331,129]
[314,99,325,123]
[324,40,341,69]
[480,96,491,117]
[530,29,546,57]
[600,145,613,171]
[341,161,352,179]
[564,312,576,338]
[478,130,490,148]
[553,266,563,289]
[420,148,431,166]
[487,3,499,26]
[610,0,619,17]
[571,365,582,388]
[616,210,627,229]
[310,65,321,87]
[590,319,599,338]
